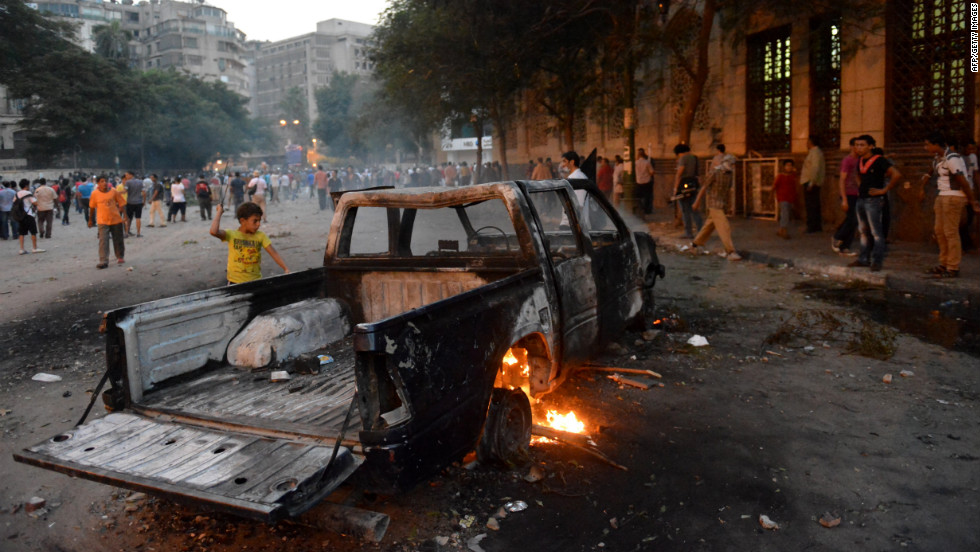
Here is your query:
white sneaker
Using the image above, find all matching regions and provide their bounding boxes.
[717,251,728,258]
[727,252,743,261]
[32,248,46,253]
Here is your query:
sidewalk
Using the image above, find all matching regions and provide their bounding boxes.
[640,210,980,304]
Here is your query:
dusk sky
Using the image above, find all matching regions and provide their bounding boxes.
[206,0,391,42]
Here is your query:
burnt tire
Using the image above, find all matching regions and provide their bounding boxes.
[477,388,532,468]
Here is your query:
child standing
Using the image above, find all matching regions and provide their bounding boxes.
[773,159,798,239]
[210,202,289,285]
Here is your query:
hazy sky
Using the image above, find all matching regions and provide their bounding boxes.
[206,0,392,42]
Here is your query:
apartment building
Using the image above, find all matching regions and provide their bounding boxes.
[252,19,374,123]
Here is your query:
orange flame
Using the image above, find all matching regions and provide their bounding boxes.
[544,410,586,433]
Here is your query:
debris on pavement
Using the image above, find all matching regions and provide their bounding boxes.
[503,501,528,513]
[486,517,500,531]
[882,374,893,384]
[24,497,46,513]
[318,354,334,365]
[31,373,62,383]
[270,370,291,382]
[759,514,780,530]
[524,465,545,483]
[607,374,650,390]
[459,514,476,528]
[582,365,662,379]
[818,512,841,528]
[900,370,914,378]
[687,335,709,347]
[467,533,488,552]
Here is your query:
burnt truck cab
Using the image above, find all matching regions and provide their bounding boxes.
[14,179,663,520]
[328,179,662,491]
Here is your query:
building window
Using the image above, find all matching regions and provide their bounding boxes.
[747,26,792,152]
[809,16,841,148]
[888,0,973,144]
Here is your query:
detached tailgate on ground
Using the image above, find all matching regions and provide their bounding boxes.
[14,412,360,521]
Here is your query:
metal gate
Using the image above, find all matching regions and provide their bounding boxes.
[740,158,780,219]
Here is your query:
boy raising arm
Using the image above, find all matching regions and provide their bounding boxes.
[210,202,289,285]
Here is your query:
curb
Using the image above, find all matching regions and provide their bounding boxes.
[655,235,979,306]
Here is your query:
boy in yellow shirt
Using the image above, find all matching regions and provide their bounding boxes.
[210,202,289,284]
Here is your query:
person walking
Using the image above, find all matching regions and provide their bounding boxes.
[247,171,268,221]
[123,171,145,237]
[33,177,57,239]
[773,159,798,239]
[146,174,166,227]
[314,165,329,211]
[229,172,246,209]
[58,177,73,226]
[78,176,95,225]
[920,132,980,278]
[691,144,741,261]
[634,148,654,216]
[800,135,825,233]
[849,135,902,272]
[88,175,126,268]
[1,181,17,240]
[168,177,187,223]
[671,144,703,238]
[195,175,213,220]
[832,137,860,255]
[15,179,44,254]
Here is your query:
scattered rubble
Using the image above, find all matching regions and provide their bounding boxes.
[759,514,780,530]
[24,497,46,513]
[31,373,62,383]
[900,370,915,378]
[687,335,709,347]
[818,512,841,528]
[882,374,893,384]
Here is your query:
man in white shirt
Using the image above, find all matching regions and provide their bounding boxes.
[922,132,980,277]
[247,170,268,222]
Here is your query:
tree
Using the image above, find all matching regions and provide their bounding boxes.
[92,20,132,65]
[313,72,360,158]
[0,0,77,83]
[654,0,882,144]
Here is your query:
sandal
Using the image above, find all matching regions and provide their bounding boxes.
[935,269,959,278]
[924,265,946,275]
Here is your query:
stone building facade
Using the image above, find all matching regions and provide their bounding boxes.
[504,0,976,243]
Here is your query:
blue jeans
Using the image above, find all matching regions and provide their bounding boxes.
[855,196,886,266]
[680,195,703,237]
[0,210,11,239]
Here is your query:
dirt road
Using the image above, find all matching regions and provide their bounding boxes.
[1,198,977,551]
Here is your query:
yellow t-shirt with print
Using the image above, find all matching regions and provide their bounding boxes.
[222,229,271,283]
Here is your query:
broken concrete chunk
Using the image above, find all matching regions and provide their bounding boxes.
[759,514,779,530]
[270,371,291,382]
[434,536,450,546]
[24,497,46,513]
[524,465,545,483]
[467,534,487,552]
[226,298,350,369]
[882,374,893,384]
[486,517,500,531]
[687,335,709,347]
[900,370,914,378]
[818,512,841,528]
[31,373,62,383]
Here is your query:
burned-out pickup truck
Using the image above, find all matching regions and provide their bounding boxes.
[15,179,664,523]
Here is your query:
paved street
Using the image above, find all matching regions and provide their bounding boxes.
[1,198,977,551]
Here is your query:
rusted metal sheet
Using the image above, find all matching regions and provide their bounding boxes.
[15,412,361,521]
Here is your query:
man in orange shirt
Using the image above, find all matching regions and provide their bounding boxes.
[88,175,127,269]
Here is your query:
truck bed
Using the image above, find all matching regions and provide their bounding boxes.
[136,336,360,443]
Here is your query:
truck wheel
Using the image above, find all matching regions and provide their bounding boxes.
[477,388,532,468]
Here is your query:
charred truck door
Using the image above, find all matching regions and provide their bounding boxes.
[571,182,643,344]
[521,182,599,364]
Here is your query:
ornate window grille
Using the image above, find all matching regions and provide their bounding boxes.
[887,0,973,144]
[747,26,792,153]
[809,16,841,148]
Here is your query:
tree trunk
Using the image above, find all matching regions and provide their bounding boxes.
[474,118,485,183]
[677,0,716,145]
